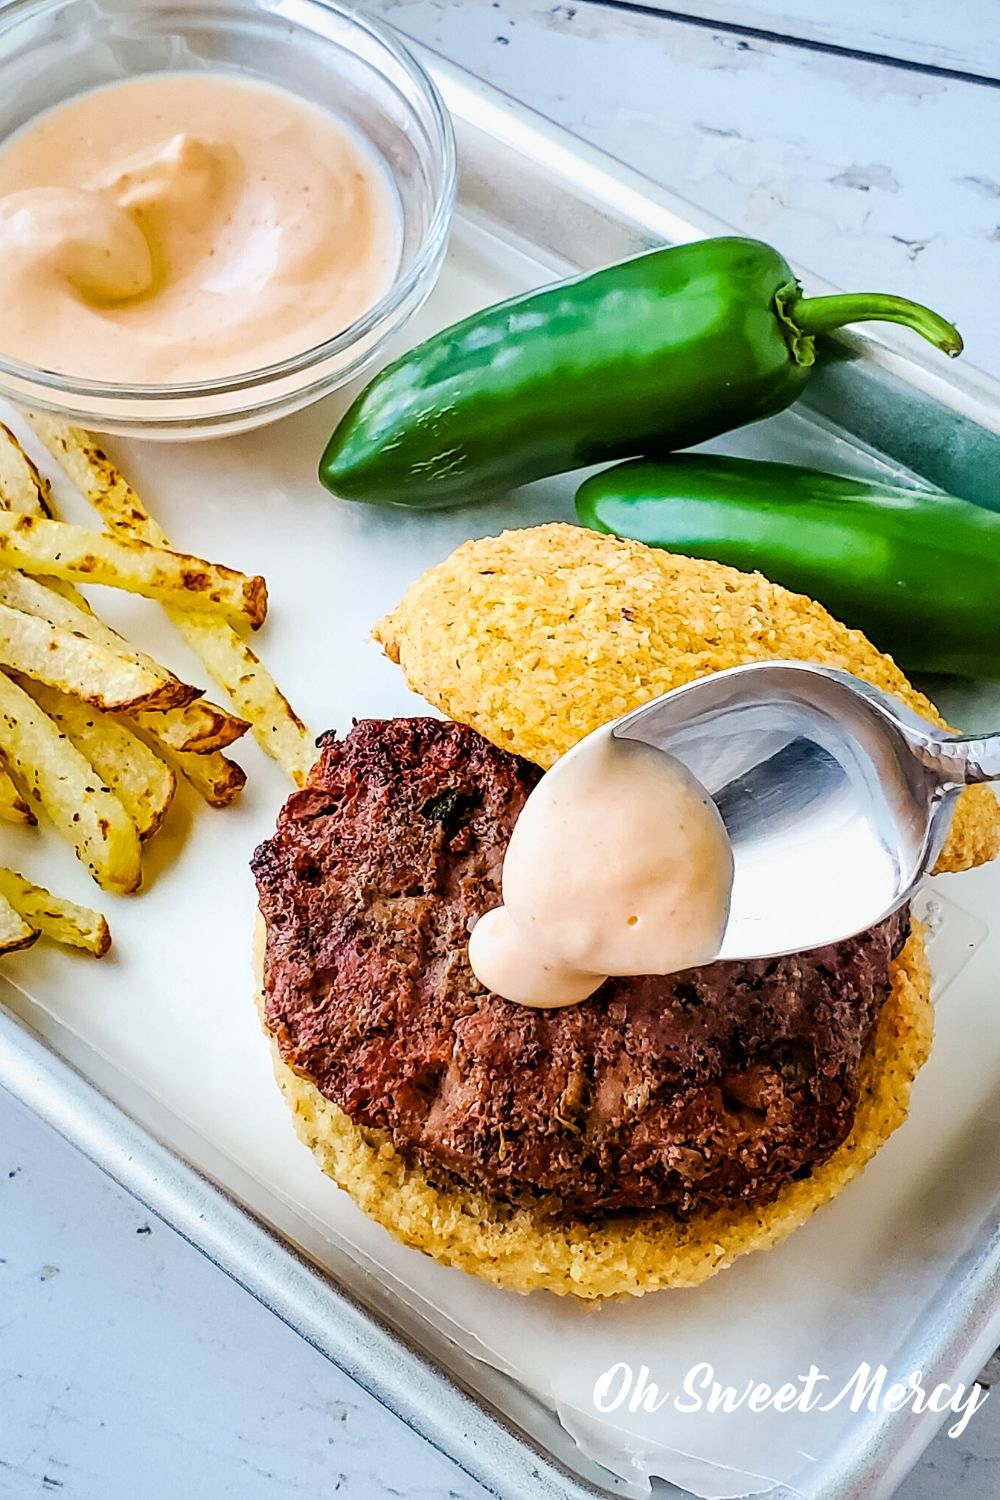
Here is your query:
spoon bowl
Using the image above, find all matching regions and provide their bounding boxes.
[612,661,999,961]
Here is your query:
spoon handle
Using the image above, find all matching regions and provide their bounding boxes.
[920,734,1000,786]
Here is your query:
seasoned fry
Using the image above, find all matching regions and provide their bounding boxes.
[0,568,86,622]
[0,418,285,926]
[0,438,249,753]
[0,672,141,892]
[36,587,249,751]
[0,573,206,721]
[0,890,38,954]
[29,417,311,783]
[0,511,267,628]
[0,569,249,754]
[0,600,198,712]
[131,700,248,756]
[0,766,34,824]
[167,614,314,784]
[22,680,176,840]
[0,423,52,517]
[164,745,247,808]
[0,867,110,955]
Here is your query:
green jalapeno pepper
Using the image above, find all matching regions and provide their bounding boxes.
[575,453,999,679]
[320,236,961,510]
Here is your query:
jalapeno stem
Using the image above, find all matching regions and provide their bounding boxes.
[790,292,963,356]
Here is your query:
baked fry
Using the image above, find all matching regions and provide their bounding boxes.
[22,680,176,840]
[29,417,311,783]
[2,424,253,765]
[0,568,90,622]
[0,671,142,892]
[0,423,52,518]
[0,866,110,955]
[0,512,267,628]
[0,890,38,954]
[166,613,313,784]
[130,700,248,756]
[0,569,179,681]
[0,600,198,712]
[37,590,248,752]
[0,766,34,824]
[0,567,248,762]
[166,745,247,808]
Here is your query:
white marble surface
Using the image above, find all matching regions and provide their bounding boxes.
[3,3,1000,1498]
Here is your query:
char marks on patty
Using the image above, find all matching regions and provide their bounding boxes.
[252,717,909,1218]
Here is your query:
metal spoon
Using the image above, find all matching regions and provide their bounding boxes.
[612,660,1000,962]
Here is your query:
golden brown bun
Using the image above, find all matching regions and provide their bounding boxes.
[373,523,1000,875]
[255,917,932,1299]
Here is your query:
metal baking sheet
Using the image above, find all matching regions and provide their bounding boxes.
[2,41,1000,1500]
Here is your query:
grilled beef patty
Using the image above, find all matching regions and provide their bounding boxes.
[253,717,909,1218]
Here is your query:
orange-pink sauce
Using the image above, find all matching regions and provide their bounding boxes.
[469,727,734,1008]
[0,74,400,383]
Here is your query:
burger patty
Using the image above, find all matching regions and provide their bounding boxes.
[253,717,910,1218]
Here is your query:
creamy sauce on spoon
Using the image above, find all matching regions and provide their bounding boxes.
[469,727,734,1007]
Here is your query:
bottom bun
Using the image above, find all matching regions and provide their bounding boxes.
[253,917,932,1299]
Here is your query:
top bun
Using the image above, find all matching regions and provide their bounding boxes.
[374,522,1000,875]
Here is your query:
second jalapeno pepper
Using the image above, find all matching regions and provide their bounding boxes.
[320,236,962,509]
[575,453,1000,680]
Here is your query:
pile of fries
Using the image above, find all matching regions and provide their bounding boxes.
[0,416,313,958]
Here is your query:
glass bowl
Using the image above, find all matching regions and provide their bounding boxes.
[0,0,456,438]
